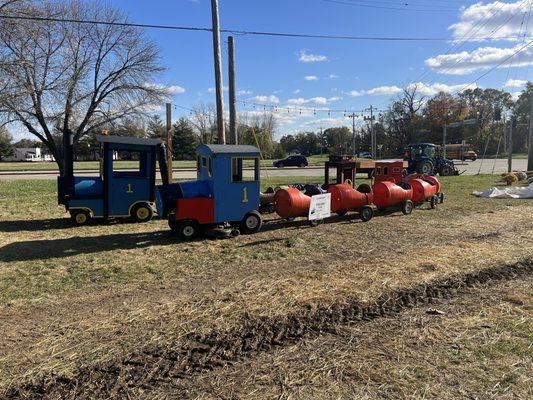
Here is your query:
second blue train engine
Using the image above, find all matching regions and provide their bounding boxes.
[58,134,169,225]
[160,145,263,239]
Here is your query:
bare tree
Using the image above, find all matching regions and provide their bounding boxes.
[0,0,166,173]
[0,0,24,11]
[188,103,217,144]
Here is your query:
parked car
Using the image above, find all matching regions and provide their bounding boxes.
[358,151,373,159]
[273,155,308,168]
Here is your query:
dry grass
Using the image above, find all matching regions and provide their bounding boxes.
[0,175,532,395]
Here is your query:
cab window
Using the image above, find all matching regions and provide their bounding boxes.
[232,157,259,182]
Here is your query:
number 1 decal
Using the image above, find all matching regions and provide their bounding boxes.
[242,187,248,203]
[126,184,134,193]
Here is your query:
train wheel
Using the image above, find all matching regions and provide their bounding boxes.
[430,195,438,209]
[70,210,91,226]
[360,206,374,222]
[173,220,199,240]
[240,211,263,234]
[132,203,153,223]
[401,200,414,215]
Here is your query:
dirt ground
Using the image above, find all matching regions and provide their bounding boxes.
[0,176,532,398]
[156,275,533,400]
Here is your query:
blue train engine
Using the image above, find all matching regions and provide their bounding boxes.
[58,133,168,226]
[159,145,263,240]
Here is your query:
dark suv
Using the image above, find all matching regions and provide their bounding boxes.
[273,155,308,168]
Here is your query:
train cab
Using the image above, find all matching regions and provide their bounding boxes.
[167,144,263,239]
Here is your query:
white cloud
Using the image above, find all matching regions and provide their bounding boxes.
[298,50,328,63]
[329,74,339,79]
[510,91,522,101]
[345,82,476,98]
[504,78,527,88]
[207,86,229,93]
[426,43,533,75]
[145,83,186,94]
[345,90,365,97]
[304,75,319,81]
[287,96,341,105]
[236,89,252,96]
[293,89,301,94]
[366,85,403,96]
[345,86,402,97]
[406,82,477,96]
[249,95,280,104]
[450,1,532,42]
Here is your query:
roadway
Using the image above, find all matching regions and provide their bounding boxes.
[0,158,528,180]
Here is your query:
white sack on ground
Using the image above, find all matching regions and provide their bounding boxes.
[472,183,533,199]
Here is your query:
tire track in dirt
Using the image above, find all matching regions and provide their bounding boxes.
[4,258,532,400]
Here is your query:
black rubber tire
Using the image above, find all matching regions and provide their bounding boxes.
[131,203,153,223]
[173,220,200,240]
[300,163,306,168]
[278,162,284,168]
[430,195,438,209]
[360,206,374,222]
[439,165,453,177]
[70,209,91,226]
[240,211,263,234]
[439,192,445,204]
[401,200,414,215]
[357,184,372,194]
[416,160,433,175]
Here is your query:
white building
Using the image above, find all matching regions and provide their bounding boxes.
[3,147,54,162]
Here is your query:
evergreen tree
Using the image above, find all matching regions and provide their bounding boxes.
[172,118,197,160]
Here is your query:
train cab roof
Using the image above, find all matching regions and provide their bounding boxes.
[96,134,162,147]
[197,144,260,157]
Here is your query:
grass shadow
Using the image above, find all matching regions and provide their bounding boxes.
[0,219,73,233]
[0,230,177,262]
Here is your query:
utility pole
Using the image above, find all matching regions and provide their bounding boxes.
[210,0,226,144]
[228,36,237,145]
[364,106,376,158]
[165,102,173,183]
[443,124,447,159]
[350,113,356,157]
[527,94,533,171]
[508,117,514,173]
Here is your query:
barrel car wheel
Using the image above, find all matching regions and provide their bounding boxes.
[401,200,414,215]
[360,206,374,222]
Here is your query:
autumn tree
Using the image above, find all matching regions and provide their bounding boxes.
[0,0,166,174]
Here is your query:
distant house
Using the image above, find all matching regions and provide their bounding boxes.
[3,147,54,162]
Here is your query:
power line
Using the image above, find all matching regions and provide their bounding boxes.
[321,0,459,12]
[0,14,528,42]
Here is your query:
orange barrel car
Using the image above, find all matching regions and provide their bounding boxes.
[328,183,375,222]
[403,174,444,208]
[368,180,414,215]
[274,187,312,219]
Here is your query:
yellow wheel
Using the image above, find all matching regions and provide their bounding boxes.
[70,210,91,226]
[132,204,153,223]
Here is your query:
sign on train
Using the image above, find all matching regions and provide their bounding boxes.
[309,193,331,221]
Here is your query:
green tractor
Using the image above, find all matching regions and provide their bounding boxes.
[404,143,459,176]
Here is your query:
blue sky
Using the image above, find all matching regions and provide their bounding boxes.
[13,0,533,139]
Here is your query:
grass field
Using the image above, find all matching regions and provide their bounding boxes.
[0,175,532,398]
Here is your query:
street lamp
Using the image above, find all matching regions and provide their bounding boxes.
[443,118,477,159]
